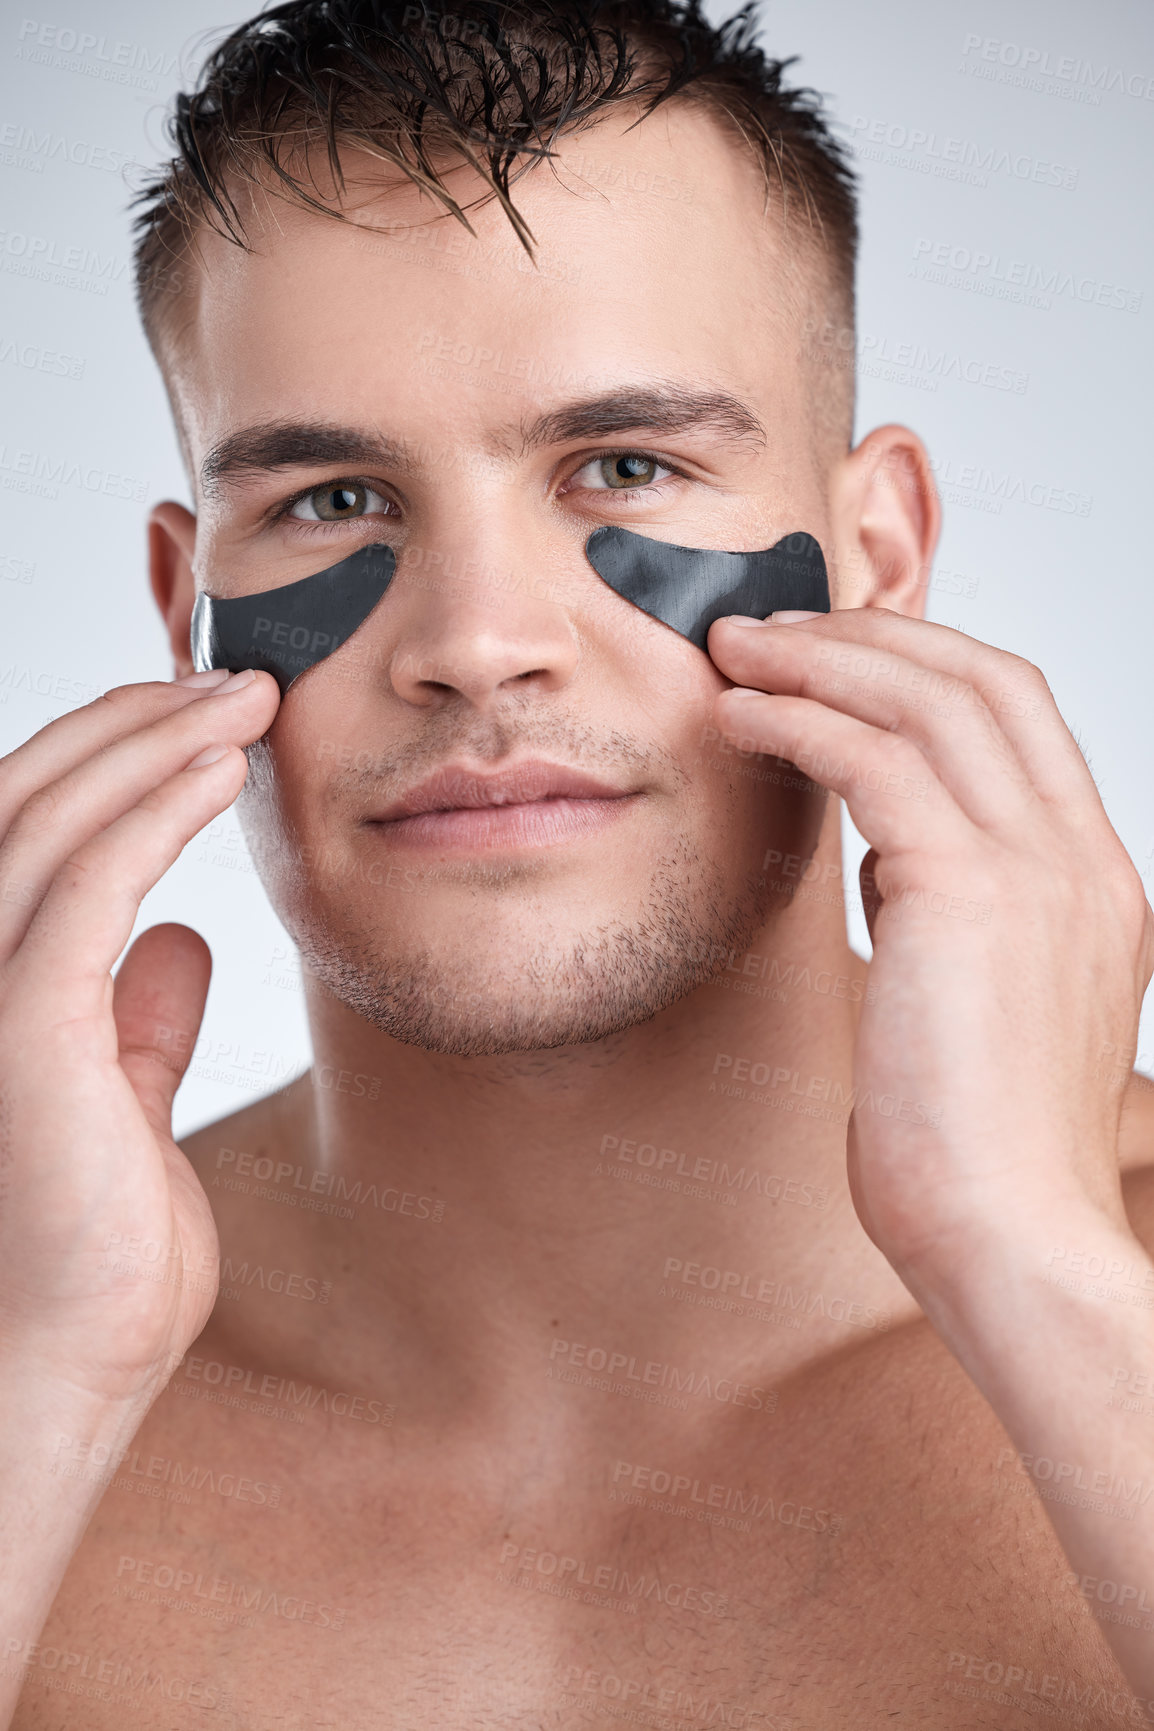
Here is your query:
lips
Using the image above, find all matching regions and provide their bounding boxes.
[367,760,634,823]
[364,759,639,853]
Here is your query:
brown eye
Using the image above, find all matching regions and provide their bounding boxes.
[600,455,659,489]
[566,452,674,494]
[290,482,389,522]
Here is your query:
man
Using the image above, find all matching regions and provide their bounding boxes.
[2,0,1153,1724]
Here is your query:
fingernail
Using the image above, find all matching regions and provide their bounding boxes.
[717,615,767,628]
[769,610,822,623]
[188,744,230,768]
[175,668,230,688]
[216,668,257,694]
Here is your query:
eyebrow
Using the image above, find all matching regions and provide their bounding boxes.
[516,385,767,455]
[200,422,410,500]
[198,385,766,498]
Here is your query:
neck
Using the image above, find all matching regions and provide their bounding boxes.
[203,819,916,1436]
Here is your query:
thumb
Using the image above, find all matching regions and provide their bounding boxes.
[111,922,212,1139]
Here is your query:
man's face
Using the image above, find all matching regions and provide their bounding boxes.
[168,105,837,1055]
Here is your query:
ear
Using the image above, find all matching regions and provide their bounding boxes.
[826,423,941,619]
[148,501,198,679]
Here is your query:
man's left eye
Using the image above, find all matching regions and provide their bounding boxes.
[290,482,390,521]
[572,454,673,491]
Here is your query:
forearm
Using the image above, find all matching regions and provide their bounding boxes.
[0,1361,155,1728]
[918,1211,1154,1703]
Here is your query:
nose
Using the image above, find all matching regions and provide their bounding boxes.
[383,534,581,712]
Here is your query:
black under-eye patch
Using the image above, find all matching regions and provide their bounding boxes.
[189,527,829,694]
[583,526,830,651]
[189,543,396,696]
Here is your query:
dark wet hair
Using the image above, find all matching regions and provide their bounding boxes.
[132,0,856,357]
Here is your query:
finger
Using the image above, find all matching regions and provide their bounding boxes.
[0,746,249,1032]
[0,673,237,833]
[715,687,974,854]
[0,671,277,960]
[708,616,1054,833]
[112,923,213,1142]
[709,610,1092,807]
[860,847,882,943]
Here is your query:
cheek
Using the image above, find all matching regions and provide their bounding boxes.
[255,710,337,837]
[646,632,805,827]
[233,689,354,894]
[255,654,388,795]
[683,714,831,881]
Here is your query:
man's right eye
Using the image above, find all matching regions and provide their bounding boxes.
[289,482,391,522]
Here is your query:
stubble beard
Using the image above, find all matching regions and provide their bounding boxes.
[291,834,776,1057]
[240,709,788,1058]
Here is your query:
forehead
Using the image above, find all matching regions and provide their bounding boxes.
[170,104,800,477]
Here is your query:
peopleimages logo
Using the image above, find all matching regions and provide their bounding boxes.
[0,336,84,379]
[546,1336,775,1412]
[0,230,128,291]
[0,444,144,500]
[178,1355,393,1426]
[50,1434,281,1509]
[960,33,1154,103]
[0,123,136,174]
[847,116,1078,189]
[996,1446,1154,1515]
[0,1640,229,1710]
[611,1459,843,1535]
[558,1668,789,1729]
[498,1541,729,1618]
[14,20,178,92]
[945,1651,1154,1724]
[660,1257,892,1333]
[910,238,1141,314]
[710,1053,943,1128]
[114,1556,346,1630]
[597,1133,830,1207]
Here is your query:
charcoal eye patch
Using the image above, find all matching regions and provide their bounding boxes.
[584,526,830,651]
[190,542,397,696]
[188,527,829,694]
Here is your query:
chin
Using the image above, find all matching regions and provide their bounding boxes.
[289,853,777,1058]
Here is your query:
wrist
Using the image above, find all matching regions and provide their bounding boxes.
[892,1188,1136,1304]
[902,1206,1154,1394]
[0,1348,171,1465]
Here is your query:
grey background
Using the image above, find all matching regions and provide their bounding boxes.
[1,0,1151,1136]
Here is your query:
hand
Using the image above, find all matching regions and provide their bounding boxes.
[708,608,1154,1293]
[0,669,279,1405]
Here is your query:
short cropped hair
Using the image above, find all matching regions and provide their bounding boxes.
[132,0,857,421]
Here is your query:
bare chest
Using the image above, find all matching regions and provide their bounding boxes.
[16,1323,1131,1730]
